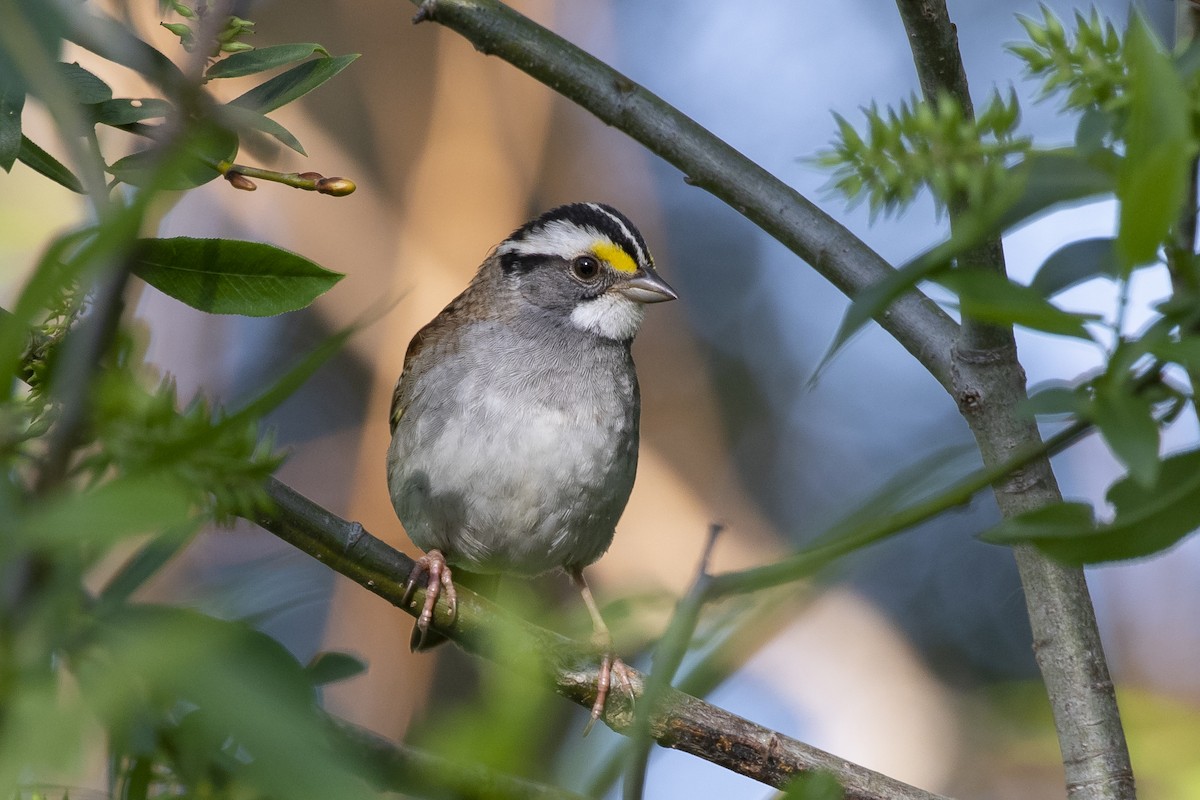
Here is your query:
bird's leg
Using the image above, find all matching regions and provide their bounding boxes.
[402,549,457,650]
[568,568,634,735]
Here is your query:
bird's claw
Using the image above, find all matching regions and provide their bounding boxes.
[582,644,635,737]
[402,550,457,650]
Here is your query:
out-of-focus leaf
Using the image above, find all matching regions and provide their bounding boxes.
[305,651,367,686]
[17,135,83,192]
[982,449,1200,563]
[782,771,845,800]
[89,97,172,126]
[9,474,193,555]
[1151,337,1200,374]
[81,606,375,800]
[230,54,359,114]
[56,61,113,103]
[936,270,1094,338]
[223,323,355,426]
[1090,386,1160,488]
[1022,383,1085,418]
[1075,107,1114,154]
[205,43,331,79]
[1030,237,1122,297]
[130,237,343,316]
[1116,16,1194,270]
[0,82,24,171]
[108,124,237,189]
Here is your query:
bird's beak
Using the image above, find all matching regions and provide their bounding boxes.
[613,268,678,304]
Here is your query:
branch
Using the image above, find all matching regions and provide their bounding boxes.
[332,718,589,800]
[894,3,1135,799]
[407,0,961,393]
[248,479,950,800]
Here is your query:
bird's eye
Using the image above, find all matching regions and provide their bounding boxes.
[571,255,602,282]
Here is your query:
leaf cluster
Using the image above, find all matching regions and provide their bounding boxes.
[0,1,358,193]
[0,5,367,800]
[814,9,1200,567]
[818,89,1029,217]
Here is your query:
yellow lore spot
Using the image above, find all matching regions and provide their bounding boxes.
[591,240,638,274]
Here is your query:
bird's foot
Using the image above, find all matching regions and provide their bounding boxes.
[402,549,457,650]
[583,636,636,736]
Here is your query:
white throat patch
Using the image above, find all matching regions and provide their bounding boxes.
[569,293,645,340]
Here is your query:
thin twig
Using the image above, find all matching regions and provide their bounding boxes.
[894,3,1134,799]
[247,479,949,800]
[623,524,722,800]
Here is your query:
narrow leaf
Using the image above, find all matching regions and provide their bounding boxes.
[304,651,367,686]
[130,237,344,316]
[56,61,113,103]
[17,135,83,193]
[0,82,24,171]
[108,124,237,190]
[935,270,1094,338]
[10,475,193,556]
[820,148,1116,368]
[230,53,359,115]
[1116,15,1194,270]
[205,43,331,80]
[219,104,306,155]
[1090,387,1160,488]
[89,97,172,126]
[1030,237,1121,297]
[982,450,1200,563]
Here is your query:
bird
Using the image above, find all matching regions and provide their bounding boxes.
[386,202,676,727]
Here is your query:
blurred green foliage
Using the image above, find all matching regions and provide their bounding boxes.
[822,7,1200,566]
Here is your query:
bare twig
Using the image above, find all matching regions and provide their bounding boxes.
[894,2,1134,799]
[248,479,949,800]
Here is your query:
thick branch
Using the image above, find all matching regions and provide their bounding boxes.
[408,0,960,393]
[249,479,949,800]
[895,3,1134,799]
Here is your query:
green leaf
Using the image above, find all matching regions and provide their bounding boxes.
[0,81,23,171]
[219,104,306,155]
[89,97,173,126]
[935,270,1094,338]
[982,450,1200,563]
[304,651,367,686]
[1090,385,1160,488]
[17,135,83,192]
[782,771,845,800]
[1074,107,1113,154]
[1030,237,1121,297]
[130,237,344,316]
[230,53,359,114]
[1022,383,1085,418]
[205,43,331,79]
[1116,15,1194,270]
[819,149,1116,371]
[56,61,113,103]
[9,475,194,556]
[108,124,237,190]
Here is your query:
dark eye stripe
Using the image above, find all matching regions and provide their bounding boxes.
[501,203,650,271]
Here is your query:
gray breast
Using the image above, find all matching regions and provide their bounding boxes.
[387,323,640,575]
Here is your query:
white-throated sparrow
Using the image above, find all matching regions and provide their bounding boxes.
[387,202,676,725]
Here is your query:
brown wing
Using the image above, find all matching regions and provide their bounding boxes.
[388,292,473,435]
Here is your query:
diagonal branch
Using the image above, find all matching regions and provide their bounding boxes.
[894,2,1134,799]
[248,478,950,800]
[407,0,960,393]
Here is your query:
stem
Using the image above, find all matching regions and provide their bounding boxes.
[249,479,949,800]
[408,0,960,393]
[895,2,1134,799]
